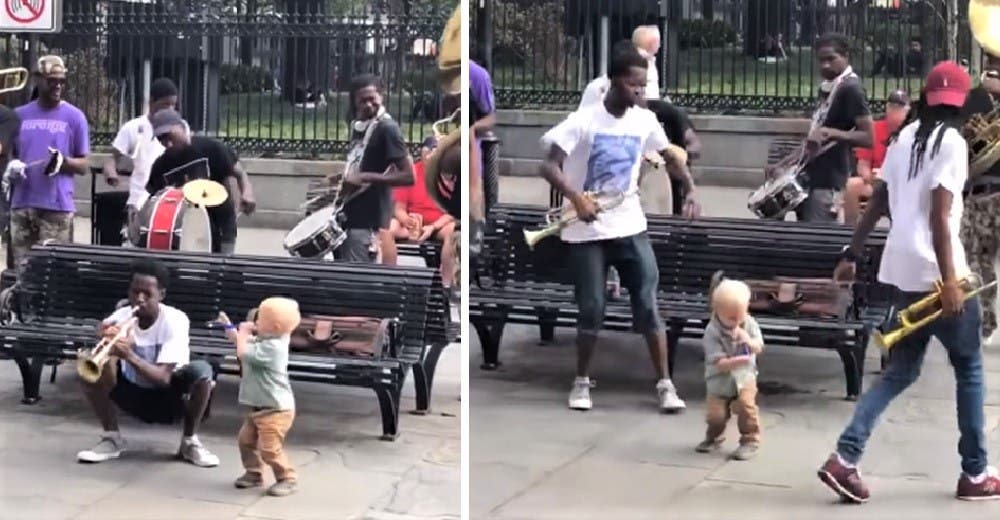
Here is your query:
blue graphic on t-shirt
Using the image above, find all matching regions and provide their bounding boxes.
[584,133,641,193]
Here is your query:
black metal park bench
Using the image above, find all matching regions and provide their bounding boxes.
[471,203,890,399]
[0,243,454,440]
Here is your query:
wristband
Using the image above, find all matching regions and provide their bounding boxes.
[839,245,858,263]
[224,324,237,332]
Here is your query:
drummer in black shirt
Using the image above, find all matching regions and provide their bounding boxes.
[646,100,702,214]
[333,74,413,263]
[146,109,257,255]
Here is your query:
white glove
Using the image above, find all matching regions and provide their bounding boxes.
[5,159,25,180]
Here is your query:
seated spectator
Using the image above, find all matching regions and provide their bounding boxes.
[872,37,927,78]
[380,137,457,293]
[843,89,910,226]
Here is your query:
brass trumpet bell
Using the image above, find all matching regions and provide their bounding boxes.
[873,277,998,351]
[0,67,28,95]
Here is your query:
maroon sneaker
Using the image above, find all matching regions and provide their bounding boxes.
[817,454,870,504]
[956,467,1000,501]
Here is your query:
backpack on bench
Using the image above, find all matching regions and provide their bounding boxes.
[289,315,392,358]
[709,270,852,319]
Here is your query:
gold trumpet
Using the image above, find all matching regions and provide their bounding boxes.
[77,306,139,384]
[873,277,998,351]
[523,189,635,249]
[0,67,29,95]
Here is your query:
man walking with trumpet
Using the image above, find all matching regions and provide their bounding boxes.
[818,62,1000,503]
[539,41,699,413]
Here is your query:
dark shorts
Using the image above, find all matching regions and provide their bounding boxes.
[110,359,214,425]
[569,232,664,335]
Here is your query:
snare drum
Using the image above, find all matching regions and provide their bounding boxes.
[131,187,213,252]
[284,206,346,258]
[747,173,809,220]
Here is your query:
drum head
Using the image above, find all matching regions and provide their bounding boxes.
[285,206,336,248]
[178,205,213,252]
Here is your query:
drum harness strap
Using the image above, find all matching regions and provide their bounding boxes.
[333,108,392,225]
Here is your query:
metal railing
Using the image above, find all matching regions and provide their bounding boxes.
[2,0,453,156]
[473,0,986,114]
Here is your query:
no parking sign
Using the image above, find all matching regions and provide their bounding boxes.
[0,0,62,33]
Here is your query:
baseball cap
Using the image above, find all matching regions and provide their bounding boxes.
[887,89,910,106]
[36,55,66,78]
[150,109,186,136]
[924,61,971,107]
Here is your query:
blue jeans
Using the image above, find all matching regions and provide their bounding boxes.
[569,232,664,335]
[836,289,988,475]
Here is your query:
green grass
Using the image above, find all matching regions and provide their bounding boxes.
[495,47,928,109]
[215,92,435,145]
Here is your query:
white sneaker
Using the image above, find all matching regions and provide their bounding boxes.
[77,434,125,463]
[657,379,686,413]
[568,378,593,410]
[178,438,220,467]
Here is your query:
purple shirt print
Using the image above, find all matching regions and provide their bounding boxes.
[12,101,90,212]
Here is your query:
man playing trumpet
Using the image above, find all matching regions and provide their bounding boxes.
[819,62,999,503]
[539,41,699,413]
[77,258,219,468]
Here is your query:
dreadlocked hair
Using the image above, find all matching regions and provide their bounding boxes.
[905,103,966,180]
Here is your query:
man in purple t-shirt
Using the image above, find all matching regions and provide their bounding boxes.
[8,55,90,269]
[469,60,495,252]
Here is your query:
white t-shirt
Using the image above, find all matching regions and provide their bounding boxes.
[103,303,191,388]
[112,116,166,209]
[877,121,971,292]
[540,103,670,243]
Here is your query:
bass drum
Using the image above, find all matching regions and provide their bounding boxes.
[130,187,213,252]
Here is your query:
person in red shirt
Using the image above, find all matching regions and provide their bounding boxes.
[843,90,910,225]
[381,136,457,290]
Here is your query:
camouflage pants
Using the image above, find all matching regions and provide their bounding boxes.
[10,208,73,270]
[960,191,1000,337]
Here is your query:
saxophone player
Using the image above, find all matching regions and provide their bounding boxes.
[960,54,1000,343]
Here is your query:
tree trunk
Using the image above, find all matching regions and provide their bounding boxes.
[945,0,958,61]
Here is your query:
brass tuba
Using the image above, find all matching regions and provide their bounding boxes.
[0,67,28,95]
[970,0,1000,57]
[963,106,1000,178]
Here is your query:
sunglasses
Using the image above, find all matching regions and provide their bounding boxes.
[45,77,67,86]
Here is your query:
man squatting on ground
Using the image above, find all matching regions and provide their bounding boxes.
[77,258,220,468]
[539,42,699,413]
[818,61,1000,503]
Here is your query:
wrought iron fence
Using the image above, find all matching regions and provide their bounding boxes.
[1,0,453,156]
[473,0,987,114]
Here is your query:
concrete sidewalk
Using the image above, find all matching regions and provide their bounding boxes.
[470,326,1000,520]
[0,223,461,520]
[470,180,1000,519]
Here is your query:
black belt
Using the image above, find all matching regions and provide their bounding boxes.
[966,183,1000,197]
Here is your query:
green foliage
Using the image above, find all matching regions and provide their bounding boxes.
[677,19,740,50]
[54,46,120,131]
